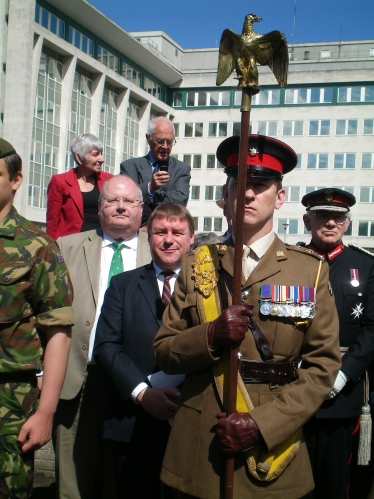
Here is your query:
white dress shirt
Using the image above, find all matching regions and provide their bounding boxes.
[88,231,139,363]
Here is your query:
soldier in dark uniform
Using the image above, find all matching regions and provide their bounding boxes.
[301,188,374,499]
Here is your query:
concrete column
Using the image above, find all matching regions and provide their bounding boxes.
[115,87,129,172]
[3,0,35,216]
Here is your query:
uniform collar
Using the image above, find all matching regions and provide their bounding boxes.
[0,206,20,237]
[309,242,344,261]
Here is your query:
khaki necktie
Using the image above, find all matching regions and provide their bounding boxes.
[242,246,258,280]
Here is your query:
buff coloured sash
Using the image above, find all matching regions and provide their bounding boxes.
[192,244,310,481]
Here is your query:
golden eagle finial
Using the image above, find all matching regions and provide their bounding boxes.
[216,13,288,93]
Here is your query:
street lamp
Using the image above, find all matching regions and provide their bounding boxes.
[283,223,289,243]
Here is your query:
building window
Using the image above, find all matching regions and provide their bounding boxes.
[184,123,203,137]
[143,77,165,102]
[307,153,328,169]
[305,186,324,194]
[358,221,374,237]
[203,217,223,232]
[208,123,228,137]
[283,186,300,202]
[283,121,303,136]
[334,186,355,195]
[66,68,93,170]
[250,89,281,106]
[29,48,62,209]
[193,217,199,231]
[97,45,119,72]
[258,121,277,136]
[183,154,202,169]
[206,155,224,169]
[285,88,307,104]
[68,27,94,56]
[122,63,142,87]
[277,219,298,235]
[360,187,374,203]
[123,99,140,161]
[363,119,374,135]
[362,153,374,169]
[35,4,65,39]
[338,85,374,103]
[205,186,223,201]
[99,84,118,174]
[173,123,179,138]
[294,153,302,169]
[309,120,330,136]
[334,153,356,169]
[336,119,358,135]
[189,186,200,200]
[187,91,230,107]
[173,92,182,107]
[232,122,252,135]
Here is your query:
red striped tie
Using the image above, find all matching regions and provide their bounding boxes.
[161,271,174,307]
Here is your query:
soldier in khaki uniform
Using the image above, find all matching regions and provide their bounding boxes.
[0,139,73,499]
[153,135,341,499]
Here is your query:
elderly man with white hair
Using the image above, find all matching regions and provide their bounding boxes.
[120,116,190,210]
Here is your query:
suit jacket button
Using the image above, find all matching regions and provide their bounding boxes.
[86,320,91,326]
[82,344,88,350]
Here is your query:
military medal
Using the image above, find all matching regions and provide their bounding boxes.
[259,284,272,315]
[350,269,359,287]
[308,288,316,318]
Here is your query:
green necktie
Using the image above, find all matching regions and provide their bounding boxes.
[108,242,124,286]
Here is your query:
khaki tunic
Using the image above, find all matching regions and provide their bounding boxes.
[153,236,341,499]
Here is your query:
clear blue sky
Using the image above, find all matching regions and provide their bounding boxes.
[88,0,374,49]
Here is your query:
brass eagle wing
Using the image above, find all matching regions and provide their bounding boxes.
[251,31,288,87]
[216,29,243,86]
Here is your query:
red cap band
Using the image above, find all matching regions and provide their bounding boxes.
[226,152,284,174]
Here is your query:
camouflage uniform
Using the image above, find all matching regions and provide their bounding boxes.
[0,206,74,499]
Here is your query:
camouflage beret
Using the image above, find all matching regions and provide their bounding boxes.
[0,138,16,159]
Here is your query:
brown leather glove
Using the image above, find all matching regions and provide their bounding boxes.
[207,304,253,349]
[216,412,261,453]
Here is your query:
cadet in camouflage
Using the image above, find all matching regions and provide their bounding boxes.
[0,138,73,499]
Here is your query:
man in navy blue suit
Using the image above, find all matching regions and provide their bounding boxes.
[94,202,194,499]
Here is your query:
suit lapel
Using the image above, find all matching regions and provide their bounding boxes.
[138,264,164,326]
[65,169,84,219]
[83,230,102,306]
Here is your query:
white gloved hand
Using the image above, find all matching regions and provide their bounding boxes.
[325,370,349,400]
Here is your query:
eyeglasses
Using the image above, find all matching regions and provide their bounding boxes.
[102,197,141,208]
[150,136,176,147]
[309,213,348,225]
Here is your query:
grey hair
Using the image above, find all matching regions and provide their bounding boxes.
[98,174,143,202]
[192,232,225,250]
[147,117,175,136]
[70,133,103,164]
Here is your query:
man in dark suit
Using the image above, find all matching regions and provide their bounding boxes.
[301,188,374,499]
[94,202,195,499]
[120,117,190,209]
[54,175,151,499]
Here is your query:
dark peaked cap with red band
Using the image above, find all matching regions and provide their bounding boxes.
[216,134,298,178]
[302,187,356,213]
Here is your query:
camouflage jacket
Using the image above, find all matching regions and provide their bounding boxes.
[0,206,74,373]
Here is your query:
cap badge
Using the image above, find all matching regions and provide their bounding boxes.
[324,190,334,202]
[249,148,258,157]
[276,251,285,257]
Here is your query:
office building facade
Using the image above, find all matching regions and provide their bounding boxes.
[1,0,373,248]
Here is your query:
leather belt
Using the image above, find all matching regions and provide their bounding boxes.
[239,358,298,384]
[0,372,35,385]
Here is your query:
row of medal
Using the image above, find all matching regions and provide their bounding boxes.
[259,284,316,319]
